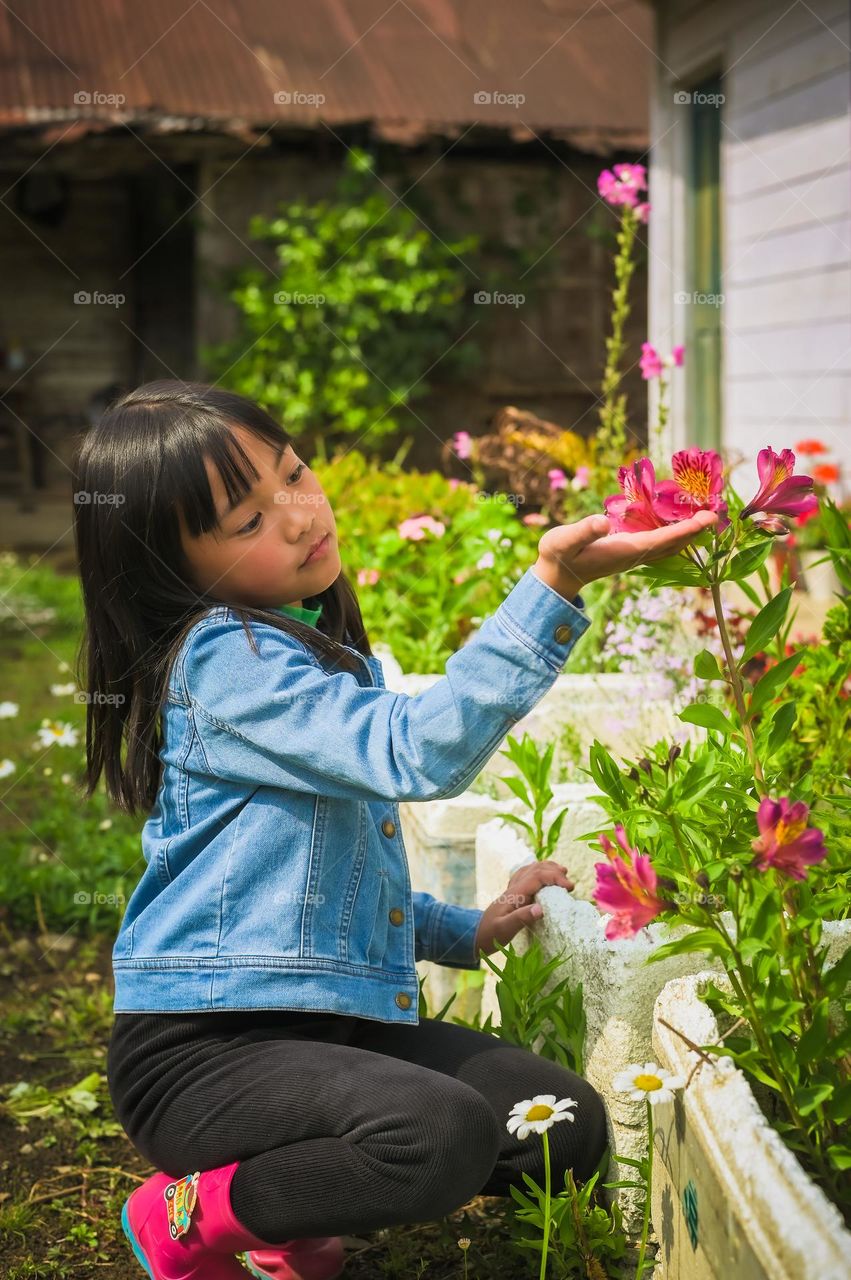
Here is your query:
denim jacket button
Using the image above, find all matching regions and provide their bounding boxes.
[553,623,573,643]
[389,907,404,925]
[395,991,412,1009]
[381,818,397,837]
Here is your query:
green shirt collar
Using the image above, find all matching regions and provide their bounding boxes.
[274,600,323,629]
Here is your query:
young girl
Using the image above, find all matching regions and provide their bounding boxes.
[73,381,716,1280]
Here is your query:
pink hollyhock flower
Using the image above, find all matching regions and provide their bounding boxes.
[603,458,670,532]
[593,824,666,939]
[671,345,685,367]
[635,201,651,223]
[639,342,664,379]
[548,468,567,491]
[571,465,590,491]
[654,448,730,530]
[751,797,827,881]
[356,568,380,586]
[522,512,549,526]
[598,162,647,209]
[398,515,446,541]
[794,438,828,456]
[740,447,819,520]
[453,430,473,460]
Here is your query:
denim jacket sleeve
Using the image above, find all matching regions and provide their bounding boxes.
[180,564,591,804]
[412,891,485,970]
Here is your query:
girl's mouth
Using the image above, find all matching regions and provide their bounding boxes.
[301,533,330,566]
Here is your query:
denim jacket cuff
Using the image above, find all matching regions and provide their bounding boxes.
[493,566,592,673]
[414,892,484,970]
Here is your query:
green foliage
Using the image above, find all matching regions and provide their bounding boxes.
[492,732,576,860]
[510,1163,628,1278]
[202,147,480,443]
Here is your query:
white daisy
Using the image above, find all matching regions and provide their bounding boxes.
[0,701,19,718]
[612,1062,686,1106]
[33,720,80,750]
[0,759,16,778]
[506,1094,578,1139]
[50,683,77,697]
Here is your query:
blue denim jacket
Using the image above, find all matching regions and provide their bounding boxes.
[111,566,590,1024]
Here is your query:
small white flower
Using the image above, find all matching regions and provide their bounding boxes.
[50,683,77,697]
[43,767,53,777]
[98,819,112,831]
[506,1093,578,1139]
[0,701,19,718]
[33,720,80,750]
[612,1062,686,1106]
[487,528,502,542]
[61,773,73,785]
[0,759,16,778]
[476,550,495,570]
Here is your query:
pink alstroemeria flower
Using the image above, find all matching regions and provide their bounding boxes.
[654,448,730,531]
[593,824,666,940]
[603,458,670,532]
[453,430,473,460]
[740,447,819,521]
[751,797,827,881]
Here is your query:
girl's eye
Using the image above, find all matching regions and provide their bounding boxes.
[238,512,262,535]
[288,461,306,484]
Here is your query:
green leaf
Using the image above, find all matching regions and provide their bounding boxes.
[725,540,771,583]
[678,702,732,735]
[795,1082,833,1116]
[694,649,725,681]
[646,930,728,964]
[766,700,797,756]
[827,1144,851,1171]
[749,652,801,717]
[742,587,793,662]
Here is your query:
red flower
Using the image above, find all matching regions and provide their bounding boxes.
[741,447,819,521]
[751,797,827,881]
[812,463,840,485]
[593,825,666,939]
[654,448,730,530]
[794,439,828,456]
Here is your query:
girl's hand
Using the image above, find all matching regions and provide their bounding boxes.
[533,509,718,599]
[473,859,574,957]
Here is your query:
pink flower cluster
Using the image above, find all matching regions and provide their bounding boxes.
[593,799,827,940]
[603,446,819,535]
[640,342,684,379]
[598,163,650,222]
[398,515,446,541]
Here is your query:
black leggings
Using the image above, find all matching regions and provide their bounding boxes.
[107,1008,608,1243]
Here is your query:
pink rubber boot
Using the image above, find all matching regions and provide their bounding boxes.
[243,1236,346,1280]
[121,1161,282,1279]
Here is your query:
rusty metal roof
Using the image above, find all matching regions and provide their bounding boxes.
[0,0,650,152]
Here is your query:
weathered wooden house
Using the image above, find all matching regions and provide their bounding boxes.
[0,0,653,544]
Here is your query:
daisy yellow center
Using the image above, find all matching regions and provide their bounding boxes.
[633,1074,663,1092]
[676,463,711,503]
[525,1104,554,1121]
[775,817,807,845]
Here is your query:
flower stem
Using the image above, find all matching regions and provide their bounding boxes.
[634,1101,653,1280]
[709,579,766,793]
[540,1130,551,1280]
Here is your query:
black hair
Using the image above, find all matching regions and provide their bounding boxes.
[70,379,371,816]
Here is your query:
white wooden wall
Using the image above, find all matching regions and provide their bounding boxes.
[647,0,850,501]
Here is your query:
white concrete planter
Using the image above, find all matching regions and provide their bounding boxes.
[651,971,851,1280]
[475,820,728,1231]
[797,548,845,603]
[401,783,606,1021]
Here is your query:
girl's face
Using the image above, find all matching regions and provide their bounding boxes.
[178,427,340,608]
